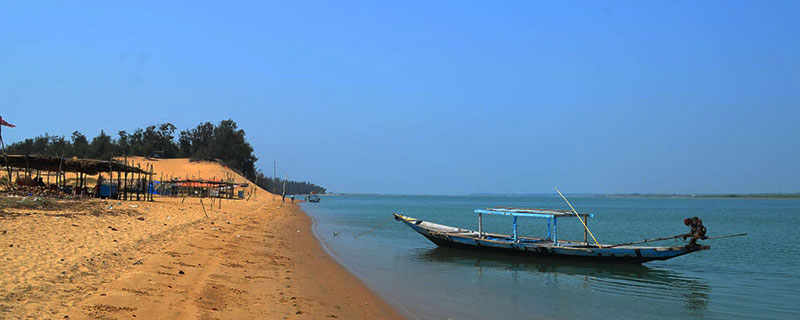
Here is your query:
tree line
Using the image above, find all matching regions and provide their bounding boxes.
[4,119,326,195]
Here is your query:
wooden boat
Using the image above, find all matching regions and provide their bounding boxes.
[306,194,321,203]
[394,207,711,264]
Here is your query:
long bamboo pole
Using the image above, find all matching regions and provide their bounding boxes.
[606,235,683,248]
[606,232,748,248]
[554,187,601,247]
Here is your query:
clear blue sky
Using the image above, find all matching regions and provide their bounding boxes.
[2,1,798,194]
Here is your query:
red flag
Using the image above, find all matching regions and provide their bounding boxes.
[0,116,14,128]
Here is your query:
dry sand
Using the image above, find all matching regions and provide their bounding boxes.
[1,158,404,319]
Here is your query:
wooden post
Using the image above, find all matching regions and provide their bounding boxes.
[136,164,141,201]
[123,170,128,201]
[584,216,589,244]
[253,176,258,200]
[116,170,120,200]
[1,144,11,187]
[149,164,154,201]
[4,160,10,188]
[147,164,151,201]
[109,162,113,200]
[512,216,518,242]
[124,156,128,200]
[199,198,209,218]
[478,213,483,239]
[146,164,151,201]
[57,150,64,189]
[553,217,558,245]
[24,154,30,184]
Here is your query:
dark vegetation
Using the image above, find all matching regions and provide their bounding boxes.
[5,120,326,195]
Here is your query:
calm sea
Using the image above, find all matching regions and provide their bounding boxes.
[301,195,799,320]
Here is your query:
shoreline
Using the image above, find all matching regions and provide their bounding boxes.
[1,192,405,319]
[281,202,407,320]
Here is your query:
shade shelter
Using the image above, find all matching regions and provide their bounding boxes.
[0,154,154,200]
[160,179,248,199]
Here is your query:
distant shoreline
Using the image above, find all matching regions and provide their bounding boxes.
[324,193,800,199]
[602,193,800,199]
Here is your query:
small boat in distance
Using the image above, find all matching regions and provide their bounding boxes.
[394,207,714,264]
[306,194,321,203]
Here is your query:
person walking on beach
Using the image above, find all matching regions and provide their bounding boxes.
[290,195,295,203]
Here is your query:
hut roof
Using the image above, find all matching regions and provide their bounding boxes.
[0,154,151,175]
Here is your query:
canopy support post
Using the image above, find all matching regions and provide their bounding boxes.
[513,216,518,242]
[553,217,558,246]
[478,212,483,239]
[547,217,551,239]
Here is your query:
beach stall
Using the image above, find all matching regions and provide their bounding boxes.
[0,154,155,200]
[160,178,248,199]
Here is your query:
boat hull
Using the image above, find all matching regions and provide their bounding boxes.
[395,214,708,264]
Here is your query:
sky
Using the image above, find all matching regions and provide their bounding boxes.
[1,1,799,195]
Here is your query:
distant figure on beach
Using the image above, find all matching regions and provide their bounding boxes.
[290,195,295,203]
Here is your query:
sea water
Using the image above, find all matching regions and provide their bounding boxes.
[301,195,799,320]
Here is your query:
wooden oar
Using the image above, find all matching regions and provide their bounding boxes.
[607,233,748,248]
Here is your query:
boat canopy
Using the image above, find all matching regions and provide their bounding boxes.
[473,207,594,244]
[475,207,593,219]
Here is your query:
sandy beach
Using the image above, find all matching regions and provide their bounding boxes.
[1,158,404,319]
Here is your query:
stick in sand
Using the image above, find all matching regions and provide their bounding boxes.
[199,198,209,218]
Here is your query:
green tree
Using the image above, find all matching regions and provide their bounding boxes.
[71,131,88,158]
[89,130,114,159]
[117,131,131,156]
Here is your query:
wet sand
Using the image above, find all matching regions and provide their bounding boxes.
[1,159,404,319]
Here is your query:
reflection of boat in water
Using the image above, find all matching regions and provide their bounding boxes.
[395,207,711,264]
[414,246,710,310]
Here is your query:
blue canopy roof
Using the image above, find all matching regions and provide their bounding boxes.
[474,207,593,219]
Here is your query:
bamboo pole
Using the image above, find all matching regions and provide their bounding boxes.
[605,233,748,248]
[606,235,683,248]
[147,163,152,201]
[124,156,128,200]
[199,198,209,218]
[136,164,141,201]
[554,187,601,247]
[109,160,113,199]
[150,164,154,201]
[117,170,121,200]
[24,154,29,182]
[57,150,64,188]
[1,136,11,188]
